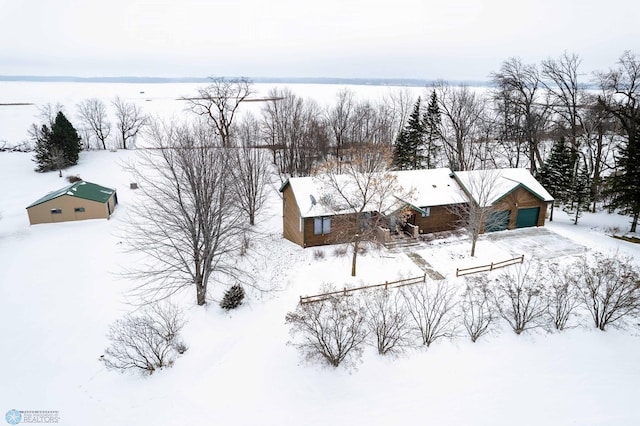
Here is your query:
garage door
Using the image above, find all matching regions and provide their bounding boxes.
[486,210,510,232]
[516,207,540,228]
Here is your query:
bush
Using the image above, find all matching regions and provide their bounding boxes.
[361,289,412,355]
[220,284,245,310]
[67,175,82,183]
[333,246,348,257]
[286,294,368,368]
[573,252,640,330]
[313,249,325,260]
[401,280,458,346]
[461,276,496,342]
[102,302,186,375]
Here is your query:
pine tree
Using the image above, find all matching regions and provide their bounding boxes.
[423,90,442,169]
[392,97,425,170]
[32,111,82,174]
[565,160,591,225]
[606,124,640,232]
[536,137,575,221]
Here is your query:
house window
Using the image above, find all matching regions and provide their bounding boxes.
[314,217,331,235]
[74,207,85,213]
[421,207,431,217]
[51,209,62,214]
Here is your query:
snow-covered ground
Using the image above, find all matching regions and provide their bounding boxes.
[1,150,639,425]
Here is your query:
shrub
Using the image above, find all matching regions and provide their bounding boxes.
[461,276,496,342]
[313,249,325,260]
[573,252,640,330]
[361,289,412,355]
[401,280,458,346]
[333,246,348,257]
[102,302,186,375]
[286,294,368,368]
[220,284,245,310]
[67,175,82,183]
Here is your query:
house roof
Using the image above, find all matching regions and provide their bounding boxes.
[26,181,116,209]
[280,168,468,218]
[453,168,554,207]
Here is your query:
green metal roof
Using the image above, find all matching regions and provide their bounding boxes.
[26,181,115,209]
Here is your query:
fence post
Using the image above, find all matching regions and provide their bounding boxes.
[344,287,347,296]
[490,262,494,271]
[456,268,460,277]
[385,281,388,290]
[423,273,426,282]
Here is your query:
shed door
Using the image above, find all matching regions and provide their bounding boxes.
[516,207,540,228]
[486,210,510,232]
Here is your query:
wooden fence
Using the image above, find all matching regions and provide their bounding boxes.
[300,274,427,304]
[455,255,524,277]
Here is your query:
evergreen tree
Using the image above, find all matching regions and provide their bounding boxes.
[423,90,442,168]
[606,134,640,231]
[565,159,591,225]
[32,111,82,174]
[536,137,575,221]
[392,97,425,170]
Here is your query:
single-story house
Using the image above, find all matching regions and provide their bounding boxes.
[26,181,118,225]
[452,169,554,232]
[280,167,553,248]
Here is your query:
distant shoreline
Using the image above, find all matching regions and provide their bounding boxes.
[0,75,492,87]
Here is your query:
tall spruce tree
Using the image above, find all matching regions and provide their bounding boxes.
[423,90,442,168]
[565,159,591,225]
[32,111,82,174]
[392,97,425,170]
[537,137,575,221]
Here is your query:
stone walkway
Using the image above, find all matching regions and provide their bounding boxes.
[405,252,445,280]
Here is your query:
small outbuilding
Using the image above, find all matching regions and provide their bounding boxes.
[26,181,118,225]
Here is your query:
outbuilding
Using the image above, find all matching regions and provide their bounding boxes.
[26,181,118,225]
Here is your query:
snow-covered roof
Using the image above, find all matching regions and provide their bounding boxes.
[391,168,468,208]
[453,168,554,207]
[280,168,468,218]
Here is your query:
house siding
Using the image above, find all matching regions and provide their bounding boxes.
[409,204,465,234]
[281,185,304,247]
[493,186,548,230]
[27,193,116,225]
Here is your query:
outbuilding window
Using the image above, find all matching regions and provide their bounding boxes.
[314,217,331,235]
[51,209,62,214]
[421,207,431,217]
[74,207,85,212]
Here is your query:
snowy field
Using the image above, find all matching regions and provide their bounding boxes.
[1,147,639,426]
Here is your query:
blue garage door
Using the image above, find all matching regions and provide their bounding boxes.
[516,207,540,228]
[486,210,510,232]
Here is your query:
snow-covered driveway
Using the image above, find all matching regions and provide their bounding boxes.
[484,227,587,259]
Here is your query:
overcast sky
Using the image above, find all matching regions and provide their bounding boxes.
[1,0,638,80]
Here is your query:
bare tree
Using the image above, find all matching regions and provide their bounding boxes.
[401,281,458,347]
[286,293,368,368]
[432,81,486,171]
[361,289,412,355]
[102,302,186,375]
[315,146,409,276]
[231,114,272,226]
[544,263,581,331]
[327,88,356,167]
[185,77,253,147]
[77,98,111,150]
[493,260,547,334]
[542,52,585,152]
[573,252,640,331]
[262,87,329,178]
[490,58,549,173]
[451,169,502,257]
[124,121,244,305]
[112,97,147,149]
[461,275,496,342]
